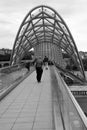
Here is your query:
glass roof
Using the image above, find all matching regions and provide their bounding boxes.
[10,5,85,80]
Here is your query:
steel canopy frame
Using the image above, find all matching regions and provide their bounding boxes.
[10,5,85,80]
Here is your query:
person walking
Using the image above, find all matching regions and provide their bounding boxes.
[35,57,43,83]
[43,56,48,69]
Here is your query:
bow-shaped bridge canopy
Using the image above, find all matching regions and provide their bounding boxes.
[10,5,85,80]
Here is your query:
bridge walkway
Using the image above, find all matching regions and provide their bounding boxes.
[0,67,63,130]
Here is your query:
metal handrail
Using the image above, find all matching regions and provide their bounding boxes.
[0,63,25,74]
[53,66,87,130]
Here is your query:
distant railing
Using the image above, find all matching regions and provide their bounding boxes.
[0,63,25,74]
[72,91,87,96]
[0,59,33,68]
[0,60,34,77]
[54,66,87,130]
[0,63,28,93]
[55,63,86,84]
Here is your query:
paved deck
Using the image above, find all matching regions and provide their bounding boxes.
[0,68,55,130]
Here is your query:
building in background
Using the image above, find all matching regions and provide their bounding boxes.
[0,48,12,55]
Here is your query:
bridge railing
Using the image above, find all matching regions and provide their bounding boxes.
[55,63,86,84]
[0,63,25,74]
[54,66,87,130]
[0,63,28,93]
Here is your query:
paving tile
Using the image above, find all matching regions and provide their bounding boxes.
[36,112,52,117]
[0,118,16,123]
[33,121,53,129]
[35,117,52,122]
[19,112,35,117]
[2,112,19,118]
[0,123,13,130]
[12,122,33,130]
[16,117,34,123]
[35,116,52,122]
[33,129,54,130]
[6,109,21,113]
[12,128,32,130]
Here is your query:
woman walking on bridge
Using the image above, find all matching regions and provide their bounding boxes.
[35,57,43,83]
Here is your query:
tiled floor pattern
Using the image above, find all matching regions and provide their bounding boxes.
[0,68,55,130]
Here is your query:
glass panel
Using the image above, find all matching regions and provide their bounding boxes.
[54,69,87,130]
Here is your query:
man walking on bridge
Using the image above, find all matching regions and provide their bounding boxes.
[35,56,43,83]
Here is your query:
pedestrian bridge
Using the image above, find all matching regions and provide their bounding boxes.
[0,66,87,130]
[0,5,87,130]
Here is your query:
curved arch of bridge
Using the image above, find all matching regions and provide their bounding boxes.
[10,5,85,80]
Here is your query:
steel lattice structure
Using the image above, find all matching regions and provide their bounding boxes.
[10,5,85,80]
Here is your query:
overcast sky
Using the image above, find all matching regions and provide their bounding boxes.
[0,0,87,51]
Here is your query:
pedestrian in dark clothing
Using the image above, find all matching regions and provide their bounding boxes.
[35,57,43,83]
[43,56,48,69]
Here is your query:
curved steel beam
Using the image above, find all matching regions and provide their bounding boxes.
[10,5,86,80]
